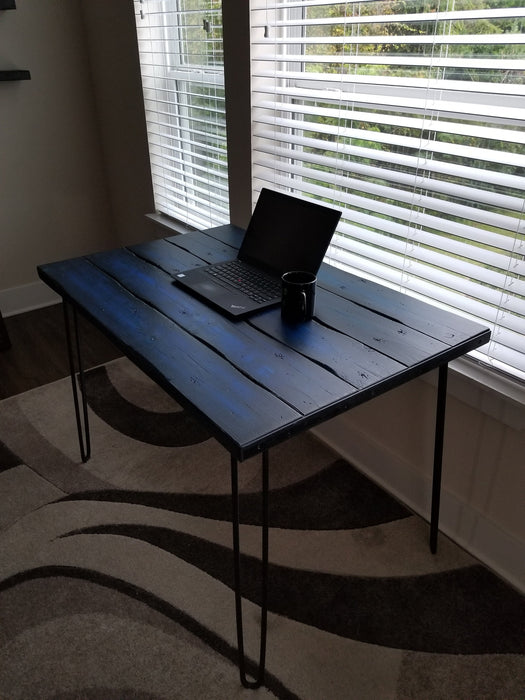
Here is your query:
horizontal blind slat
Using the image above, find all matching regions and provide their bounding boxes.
[252,68,525,97]
[252,115,524,168]
[253,53,525,70]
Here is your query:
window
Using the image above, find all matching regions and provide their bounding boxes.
[135,1,525,383]
[250,0,525,382]
[134,0,229,229]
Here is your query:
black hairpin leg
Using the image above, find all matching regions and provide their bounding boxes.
[63,301,91,463]
[0,309,11,351]
[430,363,448,554]
[231,451,269,689]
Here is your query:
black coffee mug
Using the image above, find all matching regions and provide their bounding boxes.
[281,270,316,323]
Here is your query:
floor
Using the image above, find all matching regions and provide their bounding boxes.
[0,304,122,400]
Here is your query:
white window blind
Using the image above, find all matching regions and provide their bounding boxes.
[134,0,229,229]
[251,0,525,382]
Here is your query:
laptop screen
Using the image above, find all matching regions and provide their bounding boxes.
[238,189,341,276]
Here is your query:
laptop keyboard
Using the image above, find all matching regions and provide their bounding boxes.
[206,260,281,303]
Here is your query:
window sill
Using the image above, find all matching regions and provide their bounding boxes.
[146,212,196,236]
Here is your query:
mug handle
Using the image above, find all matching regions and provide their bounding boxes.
[300,291,306,315]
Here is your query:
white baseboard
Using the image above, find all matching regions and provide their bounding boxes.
[0,281,61,317]
[312,420,525,595]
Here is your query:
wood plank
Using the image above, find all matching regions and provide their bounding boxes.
[129,239,203,276]
[38,258,302,458]
[315,287,449,366]
[164,230,238,263]
[130,226,244,276]
[250,310,405,390]
[195,224,245,248]
[317,263,490,346]
[88,248,354,415]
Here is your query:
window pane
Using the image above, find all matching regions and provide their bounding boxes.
[135,0,229,229]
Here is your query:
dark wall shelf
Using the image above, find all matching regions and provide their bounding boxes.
[0,70,30,81]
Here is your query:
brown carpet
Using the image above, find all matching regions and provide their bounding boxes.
[1,358,524,699]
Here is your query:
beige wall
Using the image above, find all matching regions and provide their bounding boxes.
[314,365,525,593]
[0,0,154,312]
[80,0,155,246]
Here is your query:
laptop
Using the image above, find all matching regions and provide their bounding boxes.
[174,188,341,319]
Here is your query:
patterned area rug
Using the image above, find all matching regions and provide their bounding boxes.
[1,358,524,699]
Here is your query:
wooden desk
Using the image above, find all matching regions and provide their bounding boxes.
[38,224,491,688]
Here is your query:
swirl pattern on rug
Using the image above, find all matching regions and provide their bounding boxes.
[1,358,524,700]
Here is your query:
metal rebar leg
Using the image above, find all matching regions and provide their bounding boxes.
[231,451,269,689]
[63,302,91,463]
[430,363,448,554]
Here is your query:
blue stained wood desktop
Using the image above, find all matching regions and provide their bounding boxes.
[38,225,490,462]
